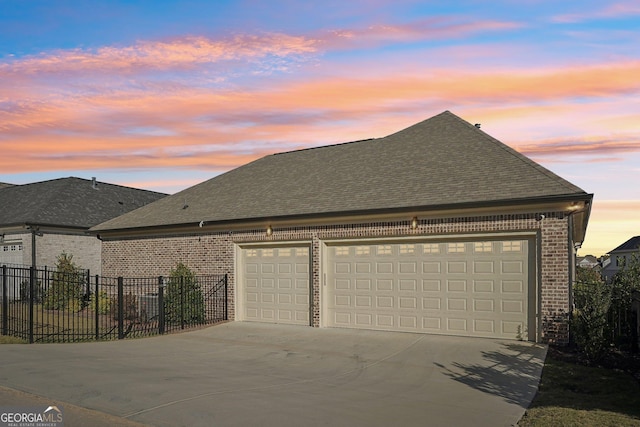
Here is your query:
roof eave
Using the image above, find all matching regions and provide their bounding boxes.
[93,193,592,238]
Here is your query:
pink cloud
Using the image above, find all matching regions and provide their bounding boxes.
[321,18,522,48]
[516,137,640,157]
[0,34,318,76]
[553,1,640,23]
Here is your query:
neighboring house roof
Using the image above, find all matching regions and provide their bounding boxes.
[577,255,598,267]
[0,177,167,230]
[92,111,591,232]
[0,183,14,189]
[608,236,640,254]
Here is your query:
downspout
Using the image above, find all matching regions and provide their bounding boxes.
[567,214,576,345]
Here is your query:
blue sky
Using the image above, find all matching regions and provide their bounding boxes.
[1,0,639,255]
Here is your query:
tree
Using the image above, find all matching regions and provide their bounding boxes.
[42,252,84,312]
[164,262,205,325]
[572,266,611,361]
[609,251,640,348]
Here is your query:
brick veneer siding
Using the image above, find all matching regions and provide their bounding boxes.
[101,211,572,344]
[10,232,102,274]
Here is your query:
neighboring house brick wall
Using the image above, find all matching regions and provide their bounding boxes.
[38,234,102,275]
[101,211,572,344]
[19,232,102,274]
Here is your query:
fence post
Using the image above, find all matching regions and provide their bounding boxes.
[224,274,228,321]
[158,276,165,335]
[180,275,185,329]
[2,265,7,336]
[86,270,91,302]
[117,277,124,339]
[94,275,100,341]
[29,267,34,344]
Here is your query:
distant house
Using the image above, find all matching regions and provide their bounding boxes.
[602,236,640,281]
[577,255,599,269]
[0,177,166,274]
[92,111,593,344]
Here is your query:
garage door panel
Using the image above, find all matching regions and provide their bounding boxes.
[326,239,530,339]
[474,319,495,333]
[423,297,441,309]
[422,262,441,273]
[242,246,310,326]
[474,261,494,274]
[377,296,394,308]
[474,280,494,292]
[377,279,393,291]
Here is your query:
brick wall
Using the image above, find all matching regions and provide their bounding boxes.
[14,232,102,274]
[101,211,572,343]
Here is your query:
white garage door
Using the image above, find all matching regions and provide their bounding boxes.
[326,239,531,340]
[241,246,311,325]
[0,241,24,266]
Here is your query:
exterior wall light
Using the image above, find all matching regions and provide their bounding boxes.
[411,217,418,229]
[266,225,273,236]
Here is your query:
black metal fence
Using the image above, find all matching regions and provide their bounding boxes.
[1,265,228,343]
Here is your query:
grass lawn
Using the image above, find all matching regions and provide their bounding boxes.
[519,348,640,426]
[0,335,27,344]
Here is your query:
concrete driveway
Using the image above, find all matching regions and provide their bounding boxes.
[0,322,547,427]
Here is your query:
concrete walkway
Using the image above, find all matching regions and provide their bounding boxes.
[0,322,547,426]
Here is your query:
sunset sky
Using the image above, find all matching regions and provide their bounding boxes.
[1,0,639,256]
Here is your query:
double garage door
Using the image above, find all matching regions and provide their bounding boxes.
[240,238,532,340]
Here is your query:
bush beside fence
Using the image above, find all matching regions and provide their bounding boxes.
[1,265,227,343]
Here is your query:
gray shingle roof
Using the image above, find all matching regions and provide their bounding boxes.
[0,177,167,229]
[92,111,589,232]
[609,236,640,253]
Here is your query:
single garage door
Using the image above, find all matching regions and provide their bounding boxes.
[241,246,311,325]
[0,241,24,266]
[326,239,532,339]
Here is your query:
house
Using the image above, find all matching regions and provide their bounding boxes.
[601,236,640,281]
[0,177,166,274]
[577,255,599,269]
[91,111,592,344]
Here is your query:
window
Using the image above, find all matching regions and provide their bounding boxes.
[398,244,414,254]
[423,244,440,254]
[296,247,309,257]
[502,241,522,252]
[245,249,257,257]
[261,249,274,257]
[377,245,392,255]
[335,247,349,256]
[474,242,492,253]
[447,243,465,253]
[278,248,291,257]
[356,246,370,255]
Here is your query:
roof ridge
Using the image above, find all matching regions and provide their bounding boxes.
[446,112,584,194]
[272,138,378,157]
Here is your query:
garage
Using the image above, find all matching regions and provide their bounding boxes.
[240,245,311,325]
[0,240,23,266]
[325,238,534,340]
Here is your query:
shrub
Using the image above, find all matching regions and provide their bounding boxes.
[90,290,112,315]
[19,280,42,303]
[609,252,640,348]
[164,262,204,325]
[572,277,611,362]
[42,253,84,312]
